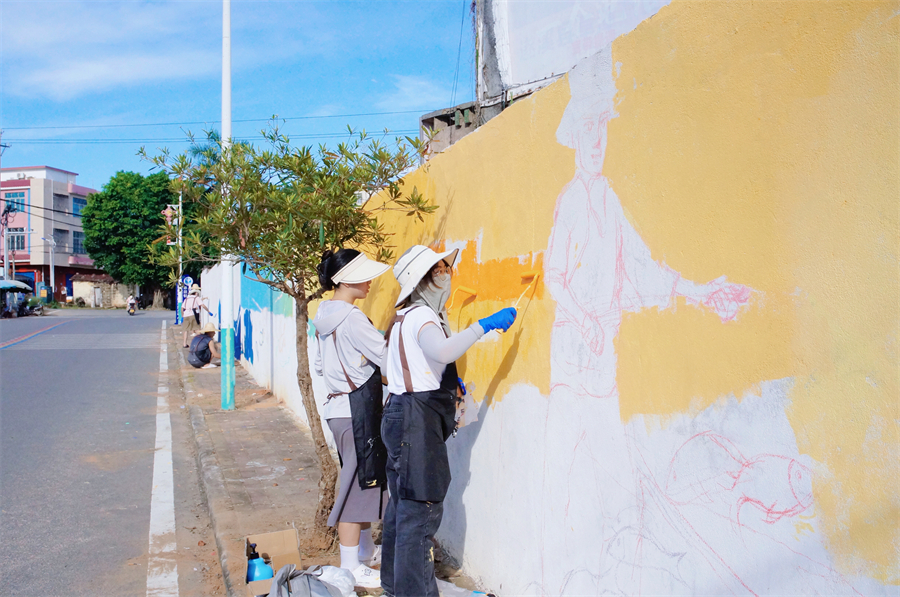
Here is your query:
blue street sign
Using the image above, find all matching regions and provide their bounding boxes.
[176,274,193,326]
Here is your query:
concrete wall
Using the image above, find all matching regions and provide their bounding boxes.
[365,2,898,593]
[200,264,338,450]
[72,281,135,308]
[203,2,898,593]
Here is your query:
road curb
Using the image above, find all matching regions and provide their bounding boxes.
[173,340,245,597]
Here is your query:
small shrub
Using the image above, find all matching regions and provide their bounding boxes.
[74,297,86,307]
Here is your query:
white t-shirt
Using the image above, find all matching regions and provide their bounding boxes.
[385,306,447,395]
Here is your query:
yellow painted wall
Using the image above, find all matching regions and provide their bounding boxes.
[358,79,573,400]
[606,0,899,581]
[310,0,900,586]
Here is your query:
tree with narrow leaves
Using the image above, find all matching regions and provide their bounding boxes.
[81,171,177,307]
[142,125,435,545]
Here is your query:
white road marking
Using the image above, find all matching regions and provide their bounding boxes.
[147,321,179,596]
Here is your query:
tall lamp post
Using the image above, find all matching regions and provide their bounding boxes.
[41,235,56,301]
[220,0,236,410]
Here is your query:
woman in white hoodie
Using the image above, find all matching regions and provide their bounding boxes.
[313,248,391,589]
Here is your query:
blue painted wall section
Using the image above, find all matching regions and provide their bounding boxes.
[242,307,254,364]
[239,271,291,367]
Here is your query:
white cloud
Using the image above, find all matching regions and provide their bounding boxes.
[18,51,220,101]
[0,0,330,101]
[375,75,452,112]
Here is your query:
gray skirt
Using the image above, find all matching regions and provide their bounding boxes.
[327,417,387,526]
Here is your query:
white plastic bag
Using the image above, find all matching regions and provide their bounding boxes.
[317,565,356,597]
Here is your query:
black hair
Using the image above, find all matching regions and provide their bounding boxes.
[316,248,361,291]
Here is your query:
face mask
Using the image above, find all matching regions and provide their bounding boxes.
[410,272,453,334]
[433,272,451,289]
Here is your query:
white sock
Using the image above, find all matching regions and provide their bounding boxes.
[358,528,375,560]
[339,543,360,571]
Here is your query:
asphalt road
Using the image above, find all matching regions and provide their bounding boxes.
[0,309,223,596]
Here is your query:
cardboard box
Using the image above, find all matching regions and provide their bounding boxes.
[245,529,302,597]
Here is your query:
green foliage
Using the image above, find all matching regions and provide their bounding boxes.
[143,123,436,303]
[81,171,175,287]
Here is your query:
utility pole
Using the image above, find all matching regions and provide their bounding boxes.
[42,235,56,302]
[1,207,10,281]
[176,184,184,326]
[0,130,8,280]
[220,0,236,410]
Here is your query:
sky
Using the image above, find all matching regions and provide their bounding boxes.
[0,0,477,192]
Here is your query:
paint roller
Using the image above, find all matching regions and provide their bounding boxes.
[513,270,541,309]
[447,285,478,312]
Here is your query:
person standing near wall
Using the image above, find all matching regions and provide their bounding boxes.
[313,249,392,590]
[380,245,517,597]
[181,284,213,348]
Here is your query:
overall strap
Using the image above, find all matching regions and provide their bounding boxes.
[386,306,425,394]
[316,328,357,403]
[331,333,358,392]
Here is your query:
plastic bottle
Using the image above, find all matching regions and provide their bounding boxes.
[246,543,274,583]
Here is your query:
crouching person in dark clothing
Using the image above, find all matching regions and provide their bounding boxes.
[188,322,221,369]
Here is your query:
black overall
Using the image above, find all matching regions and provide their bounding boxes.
[380,307,458,597]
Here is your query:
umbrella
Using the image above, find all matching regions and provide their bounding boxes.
[0,279,33,292]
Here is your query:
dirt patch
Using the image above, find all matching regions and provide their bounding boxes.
[82,449,152,472]
[235,388,274,410]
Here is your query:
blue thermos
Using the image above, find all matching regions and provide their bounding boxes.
[246,543,274,583]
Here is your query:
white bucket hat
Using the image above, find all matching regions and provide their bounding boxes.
[331,253,391,285]
[393,245,459,307]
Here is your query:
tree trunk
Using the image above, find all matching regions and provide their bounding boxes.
[152,288,165,309]
[293,296,339,548]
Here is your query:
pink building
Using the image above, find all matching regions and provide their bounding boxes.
[0,166,103,301]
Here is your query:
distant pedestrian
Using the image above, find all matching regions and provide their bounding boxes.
[182,284,213,348]
[313,248,391,590]
[380,245,516,597]
[188,322,220,369]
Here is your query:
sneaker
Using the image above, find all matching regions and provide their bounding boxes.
[361,544,382,567]
[351,564,381,589]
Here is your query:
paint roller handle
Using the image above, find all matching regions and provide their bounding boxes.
[478,307,517,333]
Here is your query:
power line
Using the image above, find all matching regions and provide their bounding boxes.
[5,130,419,145]
[450,0,468,106]
[4,111,435,132]
[17,203,83,217]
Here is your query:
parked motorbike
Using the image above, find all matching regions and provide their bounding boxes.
[14,299,44,317]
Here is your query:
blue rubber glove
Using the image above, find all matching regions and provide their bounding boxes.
[478,307,517,333]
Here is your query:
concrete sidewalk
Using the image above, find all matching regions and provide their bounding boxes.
[169,324,482,597]
[168,324,341,597]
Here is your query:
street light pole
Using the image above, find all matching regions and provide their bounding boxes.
[175,185,184,326]
[220,0,236,410]
[42,235,56,301]
[2,209,9,281]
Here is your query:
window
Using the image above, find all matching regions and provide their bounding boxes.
[3,191,26,213]
[73,196,87,217]
[53,194,69,214]
[8,227,26,251]
[53,228,69,252]
[73,230,85,254]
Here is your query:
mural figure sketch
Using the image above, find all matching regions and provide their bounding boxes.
[546,58,749,399]
[540,50,875,596]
